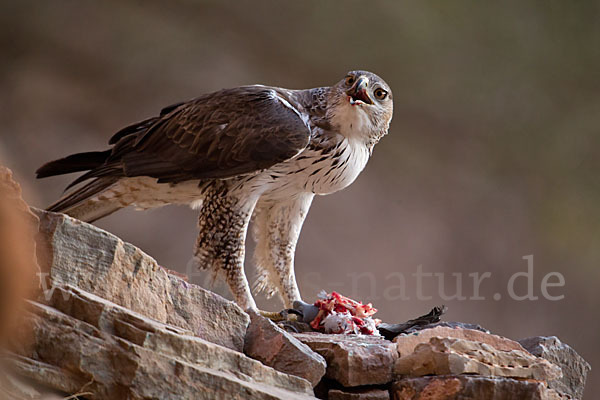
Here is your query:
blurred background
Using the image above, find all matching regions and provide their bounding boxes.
[1,0,598,396]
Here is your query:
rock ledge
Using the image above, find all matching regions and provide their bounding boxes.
[0,168,590,399]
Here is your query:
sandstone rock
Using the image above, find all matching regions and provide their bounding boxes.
[329,387,390,400]
[395,337,561,381]
[244,310,326,387]
[0,369,58,400]
[293,332,398,387]
[7,355,89,397]
[167,273,248,351]
[519,336,590,399]
[34,209,249,352]
[395,325,526,356]
[391,375,563,400]
[3,174,588,399]
[12,285,316,399]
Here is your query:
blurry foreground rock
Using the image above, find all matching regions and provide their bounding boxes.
[0,166,590,399]
[0,167,39,345]
[0,167,40,397]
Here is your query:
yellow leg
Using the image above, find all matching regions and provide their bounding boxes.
[258,309,298,322]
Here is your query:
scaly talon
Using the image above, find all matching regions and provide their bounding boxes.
[258,309,299,322]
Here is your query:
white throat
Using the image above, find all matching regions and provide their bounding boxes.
[328,100,374,141]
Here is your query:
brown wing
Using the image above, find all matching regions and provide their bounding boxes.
[104,85,311,183]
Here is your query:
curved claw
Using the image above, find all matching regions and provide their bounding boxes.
[258,300,319,324]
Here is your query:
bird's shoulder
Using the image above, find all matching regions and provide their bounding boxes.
[105,84,320,182]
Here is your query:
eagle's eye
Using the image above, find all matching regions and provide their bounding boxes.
[345,75,356,86]
[374,88,387,100]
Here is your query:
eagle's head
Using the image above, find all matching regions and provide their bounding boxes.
[327,70,393,145]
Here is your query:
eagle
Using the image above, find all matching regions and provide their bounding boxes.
[36,70,393,311]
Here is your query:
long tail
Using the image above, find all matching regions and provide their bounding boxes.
[37,114,168,222]
[36,150,112,179]
[36,151,125,222]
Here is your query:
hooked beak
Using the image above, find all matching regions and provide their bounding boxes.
[347,76,372,105]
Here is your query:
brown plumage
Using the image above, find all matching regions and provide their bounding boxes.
[37,70,393,310]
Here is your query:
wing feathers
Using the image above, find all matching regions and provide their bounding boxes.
[38,86,313,189]
[112,87,311,182]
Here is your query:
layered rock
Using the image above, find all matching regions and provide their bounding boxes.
[10,285,315,399]
[290,325,582,399]
[395,336,561,381]
[394,325,525,355]
[244,310,327,387]
[328,387,390,400]
[0,167,590,399]
[391,375,563,400]
[519,336,591,399]
[3,202,317,399]
[293,333,398,387]
[35,209,249,352]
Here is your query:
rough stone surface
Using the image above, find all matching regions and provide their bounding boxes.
[293,332,398,387]
[400,321,489,334]
[395,326,526,356]
[0,172,590,399]
[391,375,562,400]
[11,285,315,399]
[519,336,591,399]
[395,337,561,381]
[0,369,63,400]
[244,310,326,387]
[329,387,390,400]
[34,209,249,352]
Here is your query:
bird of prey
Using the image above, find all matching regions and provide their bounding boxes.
[36,70,393,311]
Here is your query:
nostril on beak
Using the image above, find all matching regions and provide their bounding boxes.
[354,77,368,92]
